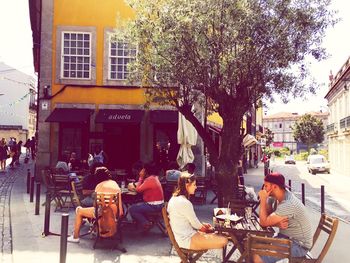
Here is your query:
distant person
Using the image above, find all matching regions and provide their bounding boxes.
[68,151,81,171]
[183,163,196,175]
[30,136,36,160]
[167,172,228,250]
[93,145,108,165]
[253,153,258,168]
[242,154,248,174]
[0,138,9,172]
[237,160,244,185]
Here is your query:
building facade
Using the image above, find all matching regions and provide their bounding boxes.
[263,111,328,153]
[0,62,36,142]
[325,56,350,177]
[29,0,193,178]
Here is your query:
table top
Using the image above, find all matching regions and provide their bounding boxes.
[215,216,274,236]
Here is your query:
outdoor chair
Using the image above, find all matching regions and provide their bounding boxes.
[51,173,75,211]
[162,203,207,263]
[145,210,167,236]
[71,178,84,207]
[246,233,292,263]
[292,213,339,263]
[191,176,208,205]
[93,192,126,252]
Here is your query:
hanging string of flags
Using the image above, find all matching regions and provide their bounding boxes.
[0,91,32,109]
[0,109,27,119]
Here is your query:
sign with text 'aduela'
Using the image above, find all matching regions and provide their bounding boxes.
[95,109,144,123]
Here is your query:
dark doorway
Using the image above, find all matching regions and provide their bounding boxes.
[103,124,140,170]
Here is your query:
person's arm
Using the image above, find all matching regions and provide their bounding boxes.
[258,189,288,228]
[181,200,203,230]
[118,192,123,217]
[135,177,152,193]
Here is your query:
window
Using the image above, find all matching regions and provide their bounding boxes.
[279,123,282,128]
[61,32,91,79]
[109,41,136,80]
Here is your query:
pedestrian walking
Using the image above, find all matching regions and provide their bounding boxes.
[253,153,258,168]
[0,138,9,172]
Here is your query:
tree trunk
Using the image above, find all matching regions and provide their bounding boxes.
[216,112,244,206]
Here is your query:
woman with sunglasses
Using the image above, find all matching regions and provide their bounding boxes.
[168,172,228,250]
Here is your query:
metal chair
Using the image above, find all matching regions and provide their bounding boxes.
[162,203,207,263]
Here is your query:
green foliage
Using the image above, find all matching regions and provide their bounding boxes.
[318,149,329,160]
[293,114,325,152]
[295,151,309,161]
[280,147,290,156]
[263,128,274,147]
[118,0,336,198]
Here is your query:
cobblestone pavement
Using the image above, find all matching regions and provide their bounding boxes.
[0,160,33,263]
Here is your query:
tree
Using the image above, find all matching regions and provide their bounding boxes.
[293,114,325,153]
[117,0,336,203]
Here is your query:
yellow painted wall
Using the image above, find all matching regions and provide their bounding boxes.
[51,0,144,106]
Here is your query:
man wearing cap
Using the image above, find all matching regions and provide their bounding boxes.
[255,172,312,263]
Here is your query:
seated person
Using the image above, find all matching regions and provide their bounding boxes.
[183,162,196,175]
[55,160,69,174]
[167,172,228,250]
[68,152,81,171]
[80,162,104,207]
[128,162,164,232]
[67,167,123,243]
[255,172,312,263]
[165,161,181,182]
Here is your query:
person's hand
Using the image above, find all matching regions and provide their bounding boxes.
[119,209,124,217]
[258,189,271,201]
[276,217,289,229]
[139,168,145,179]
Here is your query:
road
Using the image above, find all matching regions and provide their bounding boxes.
[268,159,350,222]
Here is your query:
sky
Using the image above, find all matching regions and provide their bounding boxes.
[0,0,349,115]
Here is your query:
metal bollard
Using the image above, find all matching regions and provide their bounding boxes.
[301,183,305,205]
[321,185,325,214]
[43,192,51,236]
[288,179,292,191]
[35,182,41,215]
[27,169,31,194]
[60,214,69,263]
[29,176,35,202]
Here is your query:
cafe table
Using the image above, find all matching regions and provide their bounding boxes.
[215,215,274,263]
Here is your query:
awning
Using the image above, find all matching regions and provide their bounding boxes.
[95,109,144,123]
[45,108,93,123]
[243,134,258,147]
[150,110,178,123]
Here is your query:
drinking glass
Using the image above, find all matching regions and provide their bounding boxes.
[121,181,125,189]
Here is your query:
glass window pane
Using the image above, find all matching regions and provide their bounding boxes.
[78,34,83,40]
[117,73,123,79]
[83,72,89,78]
[77,41,83,47]
[84,57,89,63]
[111,58,116,64]
[84,49,89,55]
[64,48,69,54]
[77,64,83,70]
[111,72,116,79]
[84,34,90,41]
[64,33,69,40]
[71,34,76,40]
[71,41,76,47]
[63,71,69,77]
[84,64,89,70]
[71,64,76,70]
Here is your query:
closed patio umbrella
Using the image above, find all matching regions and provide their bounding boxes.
[176,112,198,169]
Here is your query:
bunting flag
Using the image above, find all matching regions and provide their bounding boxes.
[0,91,31,109]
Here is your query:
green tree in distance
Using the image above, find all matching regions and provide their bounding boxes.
[263,128,274,148]
[117,0,336,203]
[293,114,325,153]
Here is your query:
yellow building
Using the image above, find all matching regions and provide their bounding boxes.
[29,0,179,175]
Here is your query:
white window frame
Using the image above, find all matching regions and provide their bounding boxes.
[61,31,92,80]
[108,37,136,80]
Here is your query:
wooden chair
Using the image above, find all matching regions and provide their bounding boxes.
[145,210,167,236]
[93,192,126,252]
[71,178,84,207]
[246,234,292,263]
[162,203,207,263]
[51,173,75,210]
[293,213,339,263]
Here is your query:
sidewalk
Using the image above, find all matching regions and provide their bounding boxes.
[7,162,350,262]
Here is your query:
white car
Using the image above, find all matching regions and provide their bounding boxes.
[284,155,296,165]
[307,154,330,175]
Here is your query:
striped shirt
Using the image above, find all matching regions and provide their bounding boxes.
[275,190,313,249]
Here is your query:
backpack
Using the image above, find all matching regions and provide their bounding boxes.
[97,198,118,238]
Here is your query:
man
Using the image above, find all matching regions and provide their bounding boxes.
[256,172,312,263]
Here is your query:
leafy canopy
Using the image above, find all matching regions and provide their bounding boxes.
[118,0,336,113]
[293,114,325,149]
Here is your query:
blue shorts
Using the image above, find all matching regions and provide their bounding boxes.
[260,234,308,263]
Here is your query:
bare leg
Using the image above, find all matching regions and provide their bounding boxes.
[73,207,94,238]
[190,232,228,250]
[253,254,264,263]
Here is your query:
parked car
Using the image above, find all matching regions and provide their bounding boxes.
[284,155,296,164]
[307,154,330,175]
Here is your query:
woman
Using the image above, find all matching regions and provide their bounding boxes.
[67,167,123,243]
[0,138,8,172]
[129,162,164,232]
[167,172,228,250]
